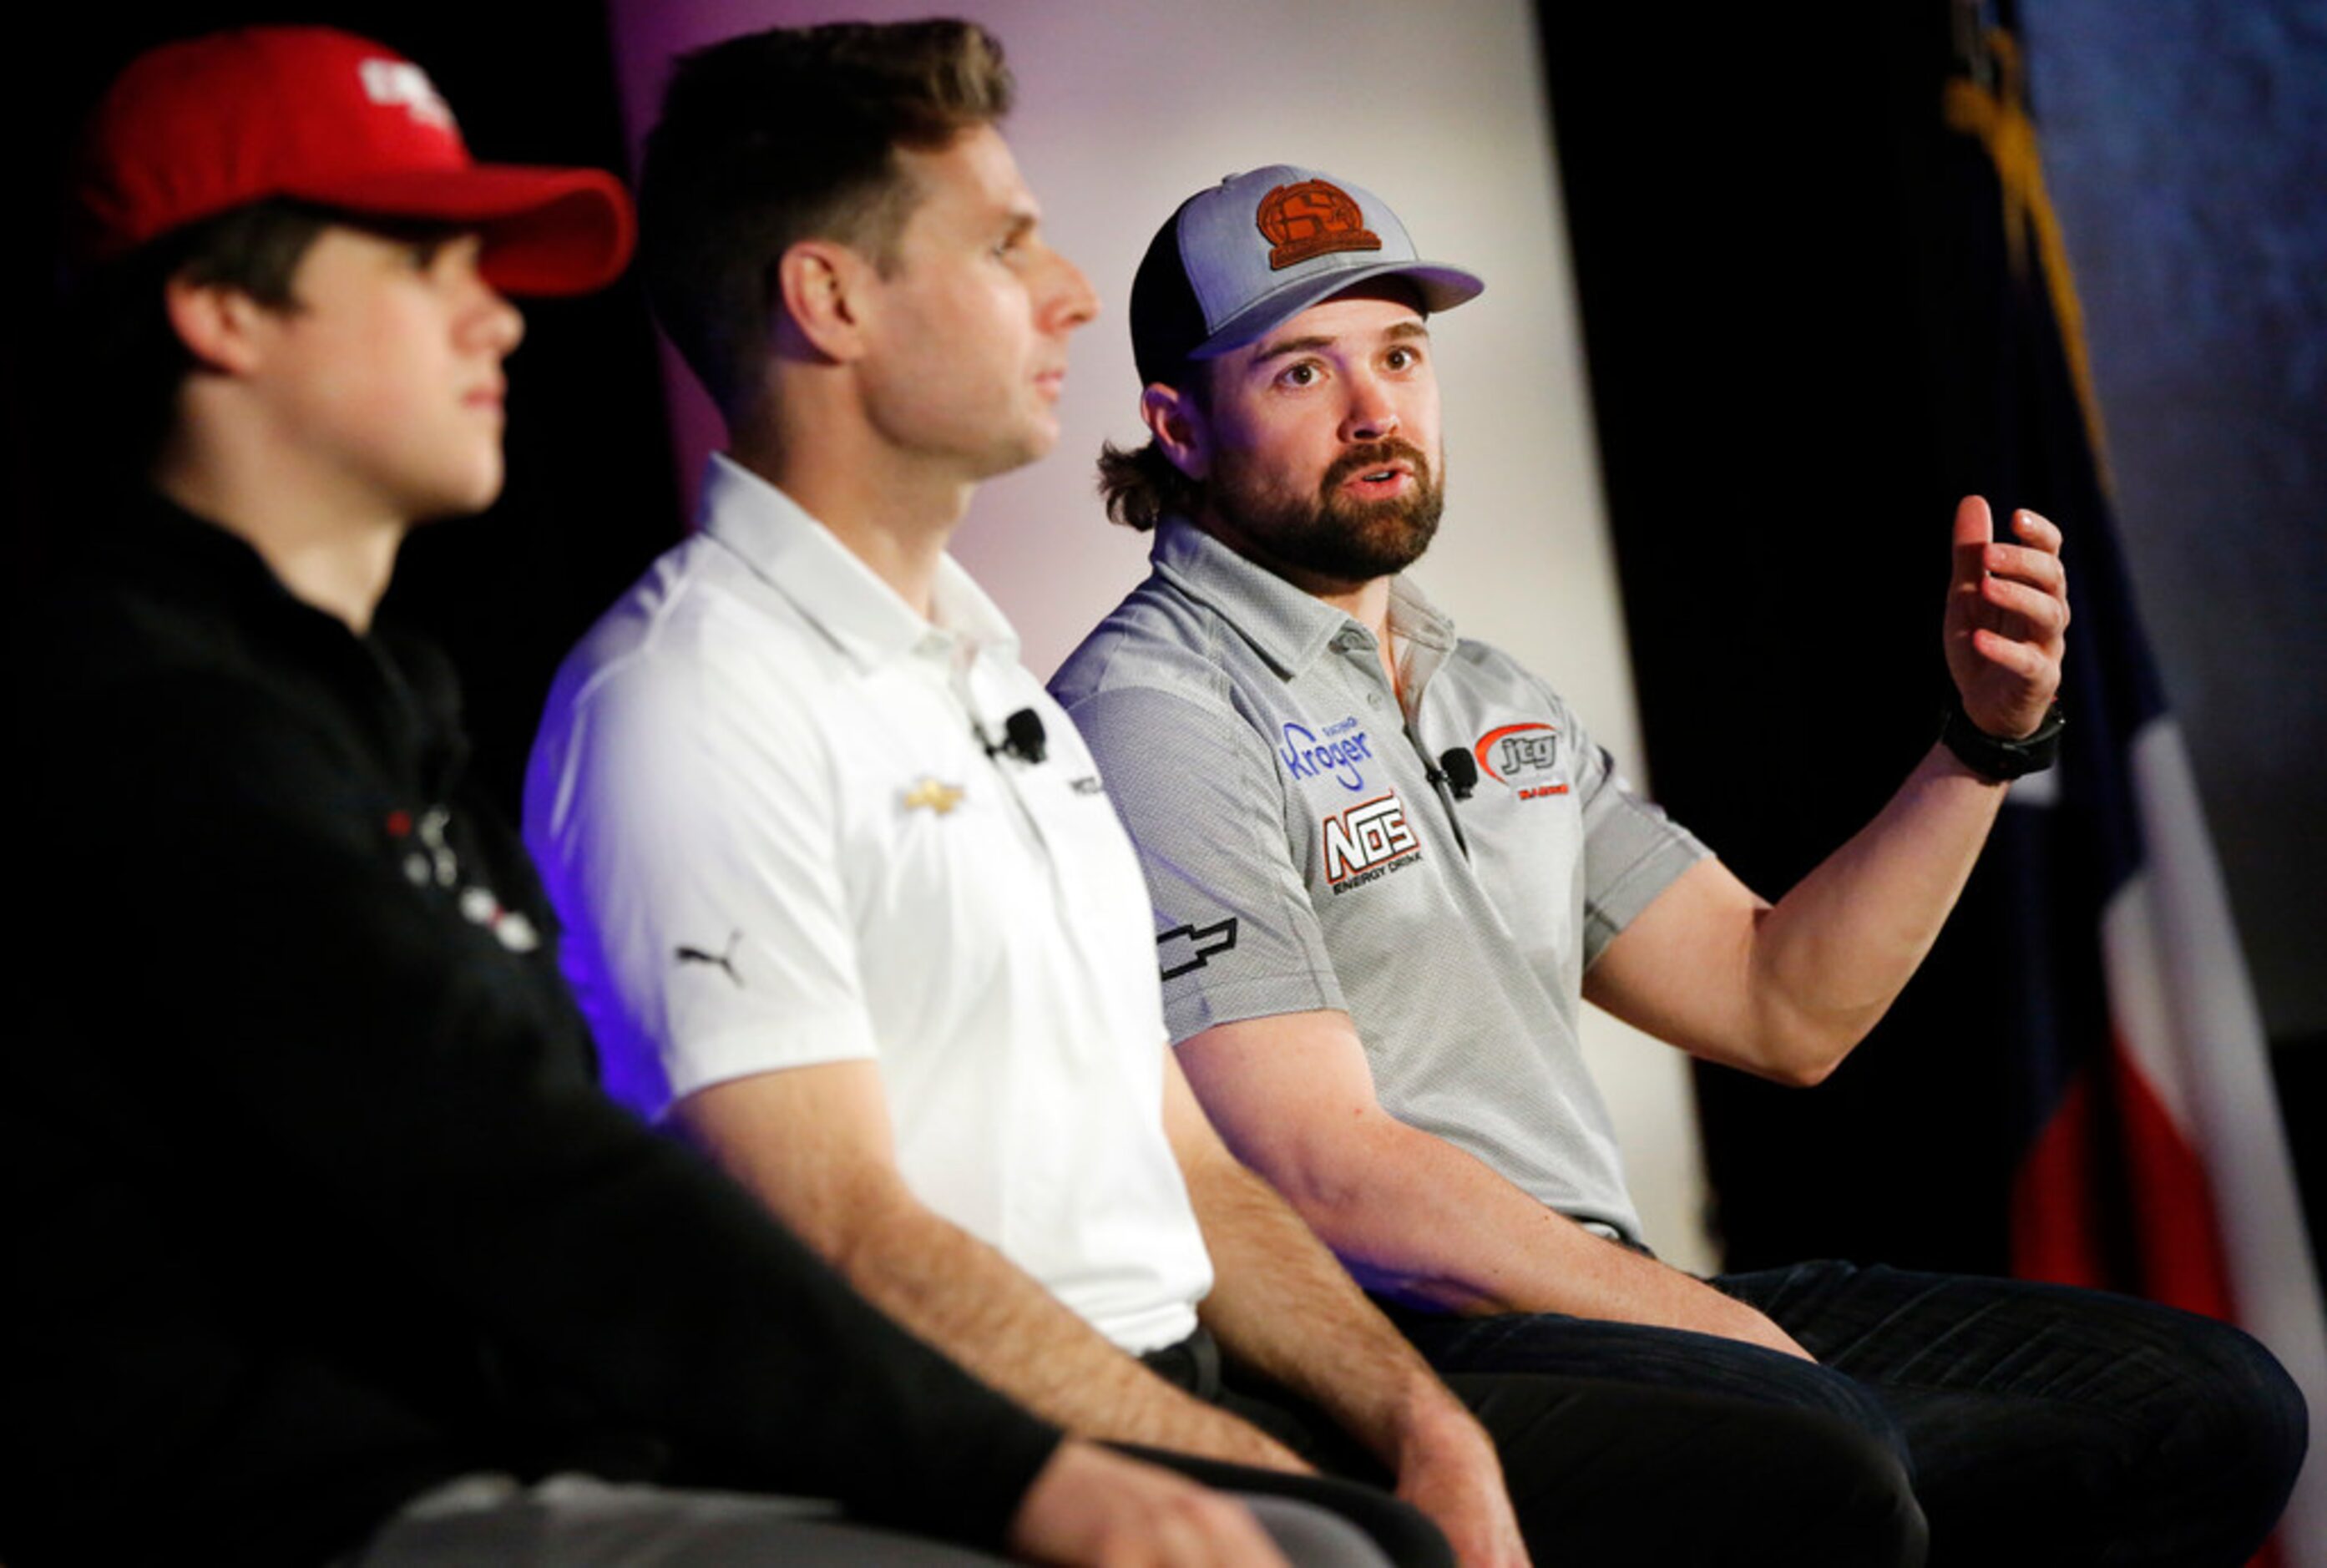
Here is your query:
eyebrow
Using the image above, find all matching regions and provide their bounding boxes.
[1250,317,1431,364]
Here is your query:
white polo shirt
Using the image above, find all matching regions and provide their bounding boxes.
[525,455,1212,1353]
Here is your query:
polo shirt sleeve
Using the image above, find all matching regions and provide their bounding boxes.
[1063,680,1352,1040]
[1552,687,1712,966]
[528,618,880,1117]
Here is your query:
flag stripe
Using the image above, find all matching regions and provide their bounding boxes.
[1956,25,2323,1558]
[2111,720,2327,1562]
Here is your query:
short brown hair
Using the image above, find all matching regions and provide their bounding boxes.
[639,20,1014,417]
[75,197,334,478]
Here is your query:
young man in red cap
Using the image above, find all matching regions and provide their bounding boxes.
[8,28,1365,1568]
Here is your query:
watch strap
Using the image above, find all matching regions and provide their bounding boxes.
[1940,697,2065,781]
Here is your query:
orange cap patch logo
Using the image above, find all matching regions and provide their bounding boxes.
[1255,180,1383,271]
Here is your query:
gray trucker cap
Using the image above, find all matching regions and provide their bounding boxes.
[1130,164,1485,387]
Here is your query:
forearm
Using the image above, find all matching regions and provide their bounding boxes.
[1181,1014,1802,1353]
[801,1181,1305,1472]
[1274,1111,1799,1354]
[1183,1146,1463,1468]
[1745,742,2007,1072]
[671,1062,1307,1471]
[1588,745,2009,1085]
[1590,503,2067,1085]
[1181,1140,1531,1566]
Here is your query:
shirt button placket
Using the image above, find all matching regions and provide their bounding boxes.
[1332,632,1385,711]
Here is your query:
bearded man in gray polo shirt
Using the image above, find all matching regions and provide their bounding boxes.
[1051,165,2305,1566]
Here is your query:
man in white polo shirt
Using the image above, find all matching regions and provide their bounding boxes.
[529,20,1485,1568]
[527,22,1928,1568]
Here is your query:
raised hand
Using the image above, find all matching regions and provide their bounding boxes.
[1945,495,2069,739]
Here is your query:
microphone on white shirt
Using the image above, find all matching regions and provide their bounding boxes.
[977,707,1049,766]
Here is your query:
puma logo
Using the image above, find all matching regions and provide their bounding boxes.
[675,929,745,987]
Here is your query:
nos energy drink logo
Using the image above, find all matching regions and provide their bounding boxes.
[1323,792,1423,893]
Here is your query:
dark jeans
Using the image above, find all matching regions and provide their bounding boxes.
[1146,1321,1928,1567]
[1379,1260,2308,1567]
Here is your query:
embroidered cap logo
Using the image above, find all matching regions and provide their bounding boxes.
[358,57,458,131]
[1255,179,1383,271]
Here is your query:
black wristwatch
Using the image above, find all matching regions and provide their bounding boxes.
[1939,697,2065,782]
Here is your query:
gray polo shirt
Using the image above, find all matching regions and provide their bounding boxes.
[1050,517,1708,1244]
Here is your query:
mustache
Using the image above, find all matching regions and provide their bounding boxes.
[1323,440,1433,490]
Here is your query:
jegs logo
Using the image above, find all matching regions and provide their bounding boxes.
[1474,721,1570,802]
[1323,792,1424,893]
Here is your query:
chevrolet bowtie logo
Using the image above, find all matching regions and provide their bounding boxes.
[903,777,965,816]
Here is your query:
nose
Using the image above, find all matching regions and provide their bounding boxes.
[456,243,525,358]
[1045,249,1100,334]
[473,282,525,359]
[1340,369,1399,443]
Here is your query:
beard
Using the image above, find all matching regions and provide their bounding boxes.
[1206,438,1445,584]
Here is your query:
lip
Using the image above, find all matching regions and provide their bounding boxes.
[463,382,507,412]
[1338,459,1414,494]
[1034,368,1068,400]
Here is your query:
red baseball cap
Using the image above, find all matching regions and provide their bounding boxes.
[73,26,635,296]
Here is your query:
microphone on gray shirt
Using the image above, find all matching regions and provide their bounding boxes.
[1435,747,1479,801]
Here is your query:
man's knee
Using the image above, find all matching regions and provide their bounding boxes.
[1731,1404,1928,1568]
[2142,1313,2309,1555]
[2184,1315,2306,1471]
[2026,1290,2308,1545]
[1454,1373,1925,1567]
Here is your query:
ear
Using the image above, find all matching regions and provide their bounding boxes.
[772,239,878,363]
[163,275,273,377]
[1141,381,1211,481]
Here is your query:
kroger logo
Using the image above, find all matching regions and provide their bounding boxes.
[1280,720,1373,792]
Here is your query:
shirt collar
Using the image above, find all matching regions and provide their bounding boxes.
[92,487,330,625]
[96,488,457,685]
[1149,513,1458,680]
[697,453,1021,673]
[75,488,468,783]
